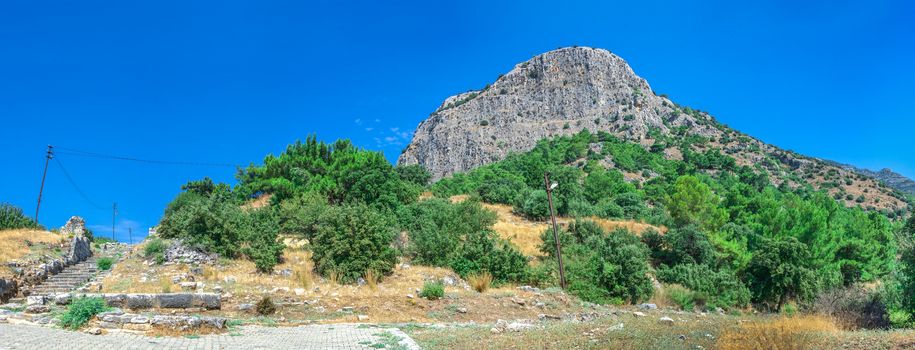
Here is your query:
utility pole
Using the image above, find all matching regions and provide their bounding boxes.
[35,145,54,223]
[544,172,567,289]
[112,202,117,241]
[128,227,132,245]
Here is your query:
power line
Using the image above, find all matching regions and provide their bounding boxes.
[53,157,108,210]
[54,146,238,168]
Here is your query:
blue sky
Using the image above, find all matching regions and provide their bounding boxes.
[1,0,912,242]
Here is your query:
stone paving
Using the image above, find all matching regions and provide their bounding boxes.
[0,323,420,350]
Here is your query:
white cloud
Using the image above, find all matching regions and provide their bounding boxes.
[365,127,374,132]
[354,118,363,125]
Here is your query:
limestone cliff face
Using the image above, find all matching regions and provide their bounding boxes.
[399,46,911,213]
[399,47,719,180]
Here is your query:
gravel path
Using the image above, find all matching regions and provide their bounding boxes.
[0,323,420,350]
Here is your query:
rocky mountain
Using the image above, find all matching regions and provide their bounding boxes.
[827,162,915,197]
[399,46,911,214]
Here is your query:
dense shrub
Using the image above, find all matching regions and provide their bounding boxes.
[517,190,550,220]
[648,225,717,267]
[395,164,432,187]
[541,222,653,304]
[399,199,528,283]
[243,208,285,273]
[311,204,397,283]
[656,264,750,309]
[0,203,39,230]
[420,281,444,300]
[59,297,108,329]
[278,191,329,239]
[449,230,529,283]
[158,183,285,272]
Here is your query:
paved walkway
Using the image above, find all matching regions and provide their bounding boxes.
[0,323,420,350]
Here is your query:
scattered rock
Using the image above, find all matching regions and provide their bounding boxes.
[165,240,218,265]
[406,294,414,299]
[53,293,72,305]
[26,296,45,306]
[237,304,254,312]
[294,288,306,296]
[633,311,647,317]
[24,305,50,314]
[357,315,369,321]
[518,286,541,293]
[456,307,468,314]
[340,306,354,313]
[607,323,624,331]
[639,303,657,310]
[84,327,102,335]
[0,316,7,324]
[510,297,526,306]
[659,316,675,325]
[678,334,687,341]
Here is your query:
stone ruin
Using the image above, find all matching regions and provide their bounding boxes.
[60,216,92,263]
[59,216,87,237]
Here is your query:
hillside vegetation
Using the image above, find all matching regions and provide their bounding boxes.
[153,130,915,328]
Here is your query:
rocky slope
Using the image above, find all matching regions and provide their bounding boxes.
[828,162,915,197]
[398,46,911,214]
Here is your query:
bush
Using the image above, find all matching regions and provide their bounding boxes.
[813,286,890,330]
[96,257,113,271]
[656,264,750,309]
[59,297,108,329]
[278,191,329,239]
[158,184,285,272]
[420,281,444,300]
[143,238,167,264]
[311,204,397,283]
[399,199,528,284]
[516,190,550,220]
[242,208,285,273]
[550,226,654,304]
[0,203,39,230]
[665,284,697,311]
[256,296,276,315]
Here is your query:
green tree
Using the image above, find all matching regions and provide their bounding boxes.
[0,203,40,230]
[667,176,728,231]
[745,236,818,310]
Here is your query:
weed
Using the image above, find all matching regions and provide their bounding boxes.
[467,271,492,293]
[96,257,114,271]
[59,297,109,330]
[717,315,837,350]
[419,281,444,300]
[256,296,276,316]
[364,269,380,290]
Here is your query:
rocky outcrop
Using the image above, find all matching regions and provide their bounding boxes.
[165,240,218,265]
[828,162,915,197]
[399,47,719,180]
[0,279,16,303]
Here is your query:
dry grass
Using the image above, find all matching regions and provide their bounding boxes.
[240,193,273,211]
[467,272,493,293]
[363,269,380,290]
[481,202,666,258]
[717,315,839,350]
[0,229,67,274]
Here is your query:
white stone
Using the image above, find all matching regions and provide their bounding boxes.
[659,316,674,325]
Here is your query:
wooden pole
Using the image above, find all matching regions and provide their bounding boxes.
[544,172,567,289]
[35,145,53,223]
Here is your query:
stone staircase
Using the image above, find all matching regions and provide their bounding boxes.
[29,258,98,296]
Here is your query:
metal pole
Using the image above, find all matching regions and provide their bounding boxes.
[128,227,132,245]
[35,145,54,223]
[544,172,567,289]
